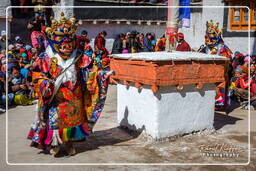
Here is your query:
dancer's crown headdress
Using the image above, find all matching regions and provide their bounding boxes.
[206,20,222,36]
[45,12,78,39]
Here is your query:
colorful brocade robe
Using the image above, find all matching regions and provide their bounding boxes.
[199,42,232,110]
[27,45,110,148]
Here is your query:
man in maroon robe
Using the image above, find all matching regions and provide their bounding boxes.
[176,32,191,52]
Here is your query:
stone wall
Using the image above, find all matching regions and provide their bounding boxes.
[0,0,10,17]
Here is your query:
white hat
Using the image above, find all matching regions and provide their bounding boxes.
[1,30,6,36]
[8,44,15,50]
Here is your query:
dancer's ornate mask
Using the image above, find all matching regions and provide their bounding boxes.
[44,12,78,59]
[205,20,222,47]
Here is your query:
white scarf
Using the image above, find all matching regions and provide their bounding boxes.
[45,46,78,103]
[45,46,77,83]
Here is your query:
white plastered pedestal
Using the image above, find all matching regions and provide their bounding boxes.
[117,84,216,139]
[112,51,227,139]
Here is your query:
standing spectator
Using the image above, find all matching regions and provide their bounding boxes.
[176,32,191,52]
[125,32,131,52]
[76,30,90,51]
[129,31,137,53]
[0,72,14,111]
[94,30,107,51]
[112,34,125,54]
[151,32,156,52]
[27,16,46,52]
[25,45,33,61]
[30,48,38,67]
[155,34,166,51]
[134,33,143,52]
[0,31,6,50]
[139,33,144,50]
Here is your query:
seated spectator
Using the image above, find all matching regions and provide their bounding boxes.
[0,72,14,109]
[25,45,33,61]
[8,66,32,105]
[19,52,30,68]
[231,51,245,70]
[232,66,252,103]
[250,63,256,96]
[1,58,6,73]
[0,49,6,61]
[14,36,25,50]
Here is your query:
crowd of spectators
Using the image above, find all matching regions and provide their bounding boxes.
[0,9,255,113]
[227,52,256,110]
[0,33,39,112]
[111,31,191,54]
[111,30,256,111]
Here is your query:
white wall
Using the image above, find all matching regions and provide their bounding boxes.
[0,19,6,33]
[0,0,11,37]
[0,0,10,17]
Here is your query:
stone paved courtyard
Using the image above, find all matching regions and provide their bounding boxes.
[0,85,255,170]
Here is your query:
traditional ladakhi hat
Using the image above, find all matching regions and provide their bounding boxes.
[240,65,248,74]
[21,52,27,58]
[25,45,32,51]
[1,30,6,36]
[31,48,37,53]
[234,51,244,57]
[234,67,243,74]
[177,32,184,39]
[15,36,21,42]
[8,44,15,50]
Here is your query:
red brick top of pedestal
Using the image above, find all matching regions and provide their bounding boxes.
[110,52,228,92]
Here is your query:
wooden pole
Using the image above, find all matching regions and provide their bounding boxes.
[166,0,179,52]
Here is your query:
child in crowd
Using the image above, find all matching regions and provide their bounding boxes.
[8,66,32,105]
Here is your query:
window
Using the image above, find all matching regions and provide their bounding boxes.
[229,1,256,31]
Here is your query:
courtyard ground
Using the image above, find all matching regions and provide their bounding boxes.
[0,85,255,170]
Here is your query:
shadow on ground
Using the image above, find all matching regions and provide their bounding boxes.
[75,126,142,154]
[213,112,243,130]
[73,105,145,156]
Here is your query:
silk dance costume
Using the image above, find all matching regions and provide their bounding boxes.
[198,20,233,111]
[27,13,111,156]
